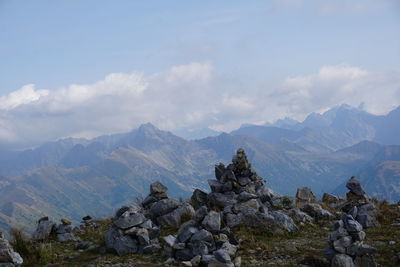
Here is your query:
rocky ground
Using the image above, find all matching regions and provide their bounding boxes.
[1,149,400,267]
[5,200,399,267]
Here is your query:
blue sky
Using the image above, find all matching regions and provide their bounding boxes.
[0,0,400,148]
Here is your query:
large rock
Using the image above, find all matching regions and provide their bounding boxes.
[287,208,313,223]
[201,211,221,232]
[104,227,138,256]
[215,163,225,181]
[32,220,56,240]
[269,211,298,232]
[149,198,180,217]
[331,254,355,267]
[208,193,237,209]
[209,180,224,193]
[177,227,198,243]
[0,235,23,266]
[157,203,195,228]
[346,176,365,196]
[150,181,168,195]
[256,186,277,203]
[191,189,208,210]
[295,187,315,208]
[356,203,378,228]
[114,212,146,230]
[301,203,334,220]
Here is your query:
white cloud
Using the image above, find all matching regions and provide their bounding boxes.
[0,84,49,110]
[0,63,399,149]
[269,65,400,118]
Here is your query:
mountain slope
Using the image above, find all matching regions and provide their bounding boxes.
[231,104,400,152]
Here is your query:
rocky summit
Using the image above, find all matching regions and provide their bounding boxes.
[0,148,400,266]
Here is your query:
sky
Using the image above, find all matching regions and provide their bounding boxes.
[0,0,400,149]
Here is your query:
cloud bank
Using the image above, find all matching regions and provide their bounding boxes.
[0,62,399,148]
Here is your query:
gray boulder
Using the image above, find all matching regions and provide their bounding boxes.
[114,212,146,230]
[215,163,225,181]
[191,189,208,210]
[177,227,198,243]
[256,186,277,203]
[209,180,224,193]
[346,176,365,196]
[57,233,76,242]
[301,203,334,220]
[150,181,168,195]
[295,187,315,207]
[175,248,194,261]
[343,215,363,233]
[193,206,209,224]
[163,235,176,247]
[158,203,195,228]
[149,198,180,217]
[0,237,23,266]
[287,208,313,223]
[333,236,352,253]
[213,249,232,263]
[32,220,56,240]
[237,192,257,202]
[356,203,378,228]
[208,193,237,209]
[331,254,355,267]
[104,227,138,256]
[201,211,221,232]
[270,211,298,232]
[190,229,213,244]
[233,199,260,213]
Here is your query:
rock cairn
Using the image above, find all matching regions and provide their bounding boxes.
[205,148,298,232]
[32,217,77,242]
[142,182,195,229]
[324,213,377,267]
[341,176,378,228]
[104,205,161,256]
[162,206,240,266]
[0,232,23,266]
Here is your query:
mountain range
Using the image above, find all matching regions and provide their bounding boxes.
[0,104,399,233]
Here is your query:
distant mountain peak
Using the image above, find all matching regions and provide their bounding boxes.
[138,122,158,132]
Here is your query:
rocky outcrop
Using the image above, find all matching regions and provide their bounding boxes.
[143,182,195,229]
[341,176,379,228]
[32,217,77,242]
[205,148,298,233]
[295,187,315,208]
[324,213,377,267]
[0,232,23,266]
[104,205,161,256]
[162,206,240,266]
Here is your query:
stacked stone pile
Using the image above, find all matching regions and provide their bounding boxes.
[142,182,195,229]
[32,217,77,242]
[295,187,335,221]
[341,176,378,228]
[324,212,377,267]
[162,206,241,267]
[104,205,161,256]
[0,232,23,266]
[198,148,298,232]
